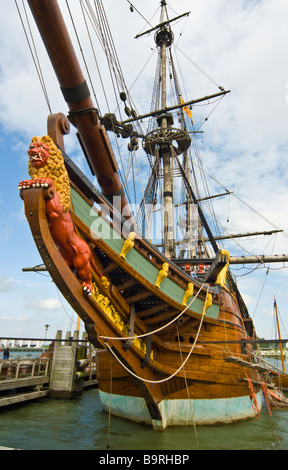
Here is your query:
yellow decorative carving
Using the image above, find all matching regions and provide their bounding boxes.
[28,135,71,212]
[155,262,169,288]
[215,249,230,287]
[120,231,136,259]
[182,283,194,306]
[205,293,213,313]
[203,294,213,315]
[99,276,110,289]
[92,283,153,359]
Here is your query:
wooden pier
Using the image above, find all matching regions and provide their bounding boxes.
[0,331,97,408]
[0,357,50,407]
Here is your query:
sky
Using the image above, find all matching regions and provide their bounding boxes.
[0,0,288,342]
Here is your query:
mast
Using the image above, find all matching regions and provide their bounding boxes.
[156,1,176,259]
[27,0,129,215]
[140,2,222,258]
[274,297,286,372]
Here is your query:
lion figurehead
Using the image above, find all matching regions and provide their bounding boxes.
[28,135,71,212]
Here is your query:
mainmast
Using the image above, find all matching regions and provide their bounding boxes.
[140,2,222,259]
[143,1,194,259]
[156,2,176,259]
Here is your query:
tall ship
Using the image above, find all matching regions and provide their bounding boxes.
[17,0,288,430]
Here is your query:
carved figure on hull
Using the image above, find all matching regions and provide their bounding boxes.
[18,135,102,294]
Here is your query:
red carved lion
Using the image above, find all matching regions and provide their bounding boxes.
[18,135,103,294]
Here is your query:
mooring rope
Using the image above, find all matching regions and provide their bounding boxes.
[176,322,199,448]
[103,288,209,385]
[106,354,113,449]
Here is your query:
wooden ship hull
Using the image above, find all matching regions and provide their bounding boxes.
[18,0,288,430]
[21,166,262,429]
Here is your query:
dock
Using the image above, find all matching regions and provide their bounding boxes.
[0,330,97,408]
[0,357,50,407]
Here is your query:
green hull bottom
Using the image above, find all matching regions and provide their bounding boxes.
[99,389,262,431]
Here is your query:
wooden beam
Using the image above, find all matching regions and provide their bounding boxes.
[125,291,152,304]
[204,229,283,242]
[202,251,228,283]
[122,90,230,124]
[0,390,48,408]
[172,253,288,266]
[137,303,169,318]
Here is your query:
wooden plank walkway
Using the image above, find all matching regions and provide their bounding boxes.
[0,353,98,408]
[0,358,51,407]
[0,332,98,408]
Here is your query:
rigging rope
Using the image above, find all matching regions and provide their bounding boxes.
[233,194,288,239]
[174,43,222,90]
[15,0,52,114]
[176,323,199,448]
[251,266,270,319]
[103,287,209,385]
[188,158,288,242]
[126,0,154,28]
[99,284,204,341]
[65,0,100,110]
[106,354,113,449]
[78,0,146,202]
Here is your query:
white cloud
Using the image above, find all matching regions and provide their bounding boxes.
[25,297,62,311]
[0,276,13,292]
[0,0,287,339]
[0,315,29,322]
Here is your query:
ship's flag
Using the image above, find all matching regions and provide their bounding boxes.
[180,97,193,123]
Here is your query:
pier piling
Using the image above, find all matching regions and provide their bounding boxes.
[49,330,95,398]
[0,331,97,407]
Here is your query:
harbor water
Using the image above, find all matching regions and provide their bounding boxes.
[1,387,288,451]
[1,356,288,451]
